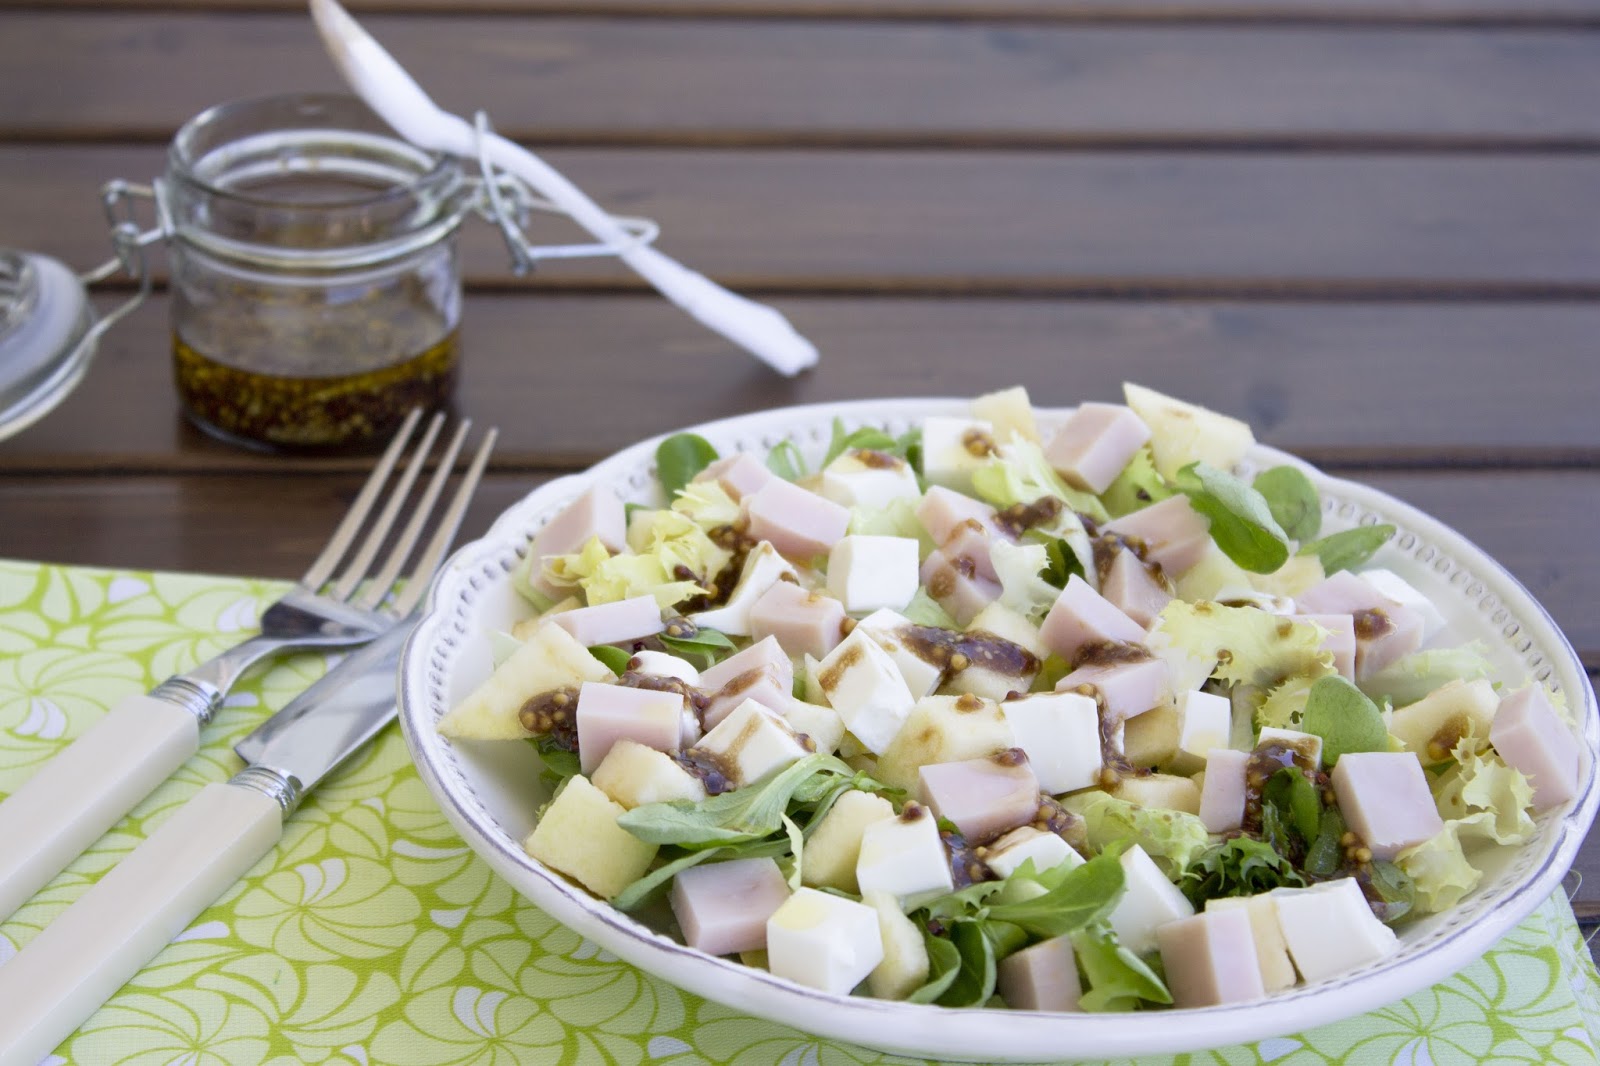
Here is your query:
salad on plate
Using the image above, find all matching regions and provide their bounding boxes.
[434,384,1579,1013]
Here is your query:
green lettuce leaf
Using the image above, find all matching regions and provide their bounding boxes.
[848,497,936,557]
[903,588,958,629]
[1252,465,1322,541]
[1360,642,1495,708]
[1182,836,1307,907]
[1060,791,1212,879]
[1433,736,1536,846]
[1299,675,1389,766]
[1174,461,1291,574]
[1100,447,1173,519]
[989,539,1061,624]
[970,439,1109,524]
[656,433,719,498]
[1396,824,1482,914]
[618,753,858,848]
[670,480,742,530]
[1299,524,1395,575]
[549,513,731,610]
[1150,600,1335,691]
[1071,921,1172,1011]
[1256,673,1319,730]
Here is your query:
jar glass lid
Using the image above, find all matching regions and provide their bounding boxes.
[0,249,99,443]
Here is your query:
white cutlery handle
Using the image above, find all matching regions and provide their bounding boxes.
[0,782,282,1066]
[0,693,200,922]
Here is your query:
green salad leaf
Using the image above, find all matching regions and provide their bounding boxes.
[528,735,581,783]
[982,848,1126,938]
[670,480,741,530]
[618,754,858,847]
[656,433,719,498]
[1299,524,1395,574]
[611,837,793,912]
[1041,536,1086,589]
[903,588,958,629]
[1100,447,1172,519]
[1151,600,1334,691]
[1173,461,1290,574]
[1262,766,1322,844]
[1061,791,1211,878]
[1361,643,1495,707]
[1299,675,1389,766]
[1433,736,1536,846]
[1072,922,1173,1011]
[1253,465,1322,541]
[940,920,999,1007]
[970,439,1109,524]
[1367,859,1417,925]
[659,624,736,665]
[1396,823,1481,913]
[765,440,808,482]
[1183,836,1307,908]
[989,539,1061,624]
[908,928,965,1005]
[822,419,900,468]
[587,644,634,675]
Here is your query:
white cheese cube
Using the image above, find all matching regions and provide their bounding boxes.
[921,415,997,493]
[1206,894,1296,993]
[856,608,944,697]
[1000,692,1103,795]
[1174,689,1232,770]
[694,699,811,788]
[1256,726,1323,770]
[815,629,916,754]
[766,887,885,995]
[855,804,955,908]
[1270,878,1398,984]
[688,541,797,637]
[982,826,1084,879]
[828,535,921,613]
[820,450,922,510]
[1108,844,1195,956]
[1360,568,1447,643]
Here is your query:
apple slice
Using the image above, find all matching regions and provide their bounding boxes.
[1123,383,1255,481]
[438,620,615,740]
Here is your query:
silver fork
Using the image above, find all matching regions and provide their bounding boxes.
[0,410,471,922]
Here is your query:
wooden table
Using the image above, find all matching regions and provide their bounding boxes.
[1,0,1597,945]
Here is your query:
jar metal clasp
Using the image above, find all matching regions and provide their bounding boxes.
[81,179,167,345]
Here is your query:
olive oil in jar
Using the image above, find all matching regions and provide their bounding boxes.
[173,328,459,451]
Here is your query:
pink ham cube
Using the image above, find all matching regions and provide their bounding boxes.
[1055,658,1172,724]
[1103,496,1212,577]
[575,681,684,774]
[998,936,1082,1012]
[526,487,627,597]
[551,595,665,647]
[699,635,795,731]
[671,857,791,956]
[938,519,1007,583]
[918,751,1040,844]
[1199,749,1249,833]
[1040,574,1146,662]
[1044,403,1152,495]
[920,550,1002,627]
[1330,751,1444,860]
[1292,613,1357,681]
[693,453,774,501]
[916,486,999,545]
[748,581,846,660]
[744,479,851,561]
[1100,551,1173,629]
[1294,571,1424,680]
[1157,908,1266,1008]
[1490,686,1580,811]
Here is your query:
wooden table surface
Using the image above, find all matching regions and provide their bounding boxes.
[2,0,1598,948]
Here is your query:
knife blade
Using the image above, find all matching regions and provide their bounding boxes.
[0,620,414,1066]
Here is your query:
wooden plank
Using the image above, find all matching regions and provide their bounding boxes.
[10,146,1600,295]
[11,0,1600,25]
[0,470,1594,664]
[5,14,1600,145]
[7,294,1598,470]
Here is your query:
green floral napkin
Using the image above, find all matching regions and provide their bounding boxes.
[3,560,1599,1066]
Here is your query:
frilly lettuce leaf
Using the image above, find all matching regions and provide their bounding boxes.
[849,497,936,557]
[1257,673,1318,730]
[547,512,730,610]
[1100,446,1172,519]
[1061,790,1212,879]
[970,439,1109,524]
[1360,642,1495,708]
[903,588,958,630]
[670,480,741,531]
[1434,735,1536,846]
[1149,600,1335,691]
[1397,823,1482,914]
[990,539,1060,624]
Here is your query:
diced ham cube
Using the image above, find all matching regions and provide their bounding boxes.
[1330,751,1443,860]
[1490,685,1580,811]
[1039,575,1146,662]
[1206,895,1296,993]
[526,487,627,597]
[1199,748,1249,834]
[1294,571,1424,680]
[744,479,851,561]
[575,681,683,774]
[1100,550,1173,629]
[688,541,797,637]
[551,595,664,647]
[699,635,795,731]
[916,486,999,546]
[671,857,791,956]
[1361,568,1447,643]
[1103,496,1212,577]
[998,936,1082,1012]
[920,549,1002,627]
[918,751,1040,844]
[938,519,1002,583]
[1158,909,1265,1008]
[1291,613,1357,681]
[1044,403,1152,495]
[694,453,774,500]
[749,582,845,659]
[1055,657,1172,724]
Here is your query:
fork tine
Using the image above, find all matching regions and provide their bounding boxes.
[329,412,445,602]
[353,419,472,614]
[300,407,423,591]
[392,427,497,618]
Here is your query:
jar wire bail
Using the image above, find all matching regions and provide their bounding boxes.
[79,179,166,344]
[468,110,660,276]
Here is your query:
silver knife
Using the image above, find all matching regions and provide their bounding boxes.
[0,622,411,1066]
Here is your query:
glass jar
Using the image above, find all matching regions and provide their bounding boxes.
[162,94,472,451]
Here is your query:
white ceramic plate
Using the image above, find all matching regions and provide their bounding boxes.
[398,398,1600,1062]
